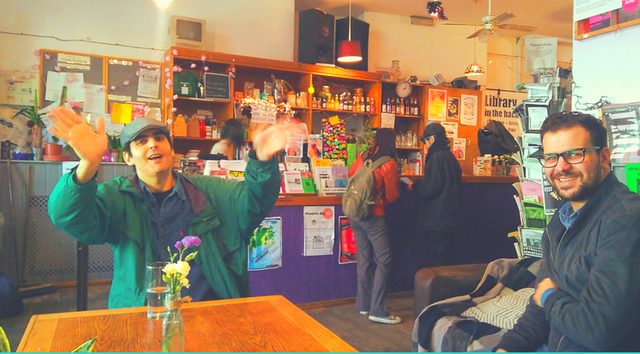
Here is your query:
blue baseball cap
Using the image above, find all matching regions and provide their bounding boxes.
[120,118,170,147]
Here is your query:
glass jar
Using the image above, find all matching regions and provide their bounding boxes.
[320,85,332,101]
[162,293,185,352]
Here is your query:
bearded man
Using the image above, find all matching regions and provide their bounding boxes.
[495,112,640,351]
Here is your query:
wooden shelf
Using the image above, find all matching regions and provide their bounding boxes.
[173,136,253,143]
[311,108,374,115]
[394,114,421,119]
[173,96,230,103]
[575,16,640,41]
[275,195,342,206]
[174,136,221,142]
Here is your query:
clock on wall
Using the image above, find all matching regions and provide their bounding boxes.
[395,80,412,98]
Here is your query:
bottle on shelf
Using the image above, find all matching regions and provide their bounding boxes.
[173,114,187,137]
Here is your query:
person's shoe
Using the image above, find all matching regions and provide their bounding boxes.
[368,314,402,324]
[359,311,369,316]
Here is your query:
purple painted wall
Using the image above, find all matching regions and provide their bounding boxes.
[248,205,358,303]
[248,182,519,304]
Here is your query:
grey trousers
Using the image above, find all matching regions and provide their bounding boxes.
[350,216,392,317]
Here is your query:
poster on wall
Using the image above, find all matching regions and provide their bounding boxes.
[460,94,478,126]
[428,89,447,121]
[482,90,527,137]
[447,97,460,121]
[574,0,623,21]
[602,103,640,164]
[0,71,37,105]
[338,217,357,264]
[248,217,283,271]
[525,37,558,74]
[441,122,458,138]
[303,206,335,256]
[453,138,466,160]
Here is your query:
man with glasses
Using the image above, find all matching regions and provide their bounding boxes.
[495,112,640,351]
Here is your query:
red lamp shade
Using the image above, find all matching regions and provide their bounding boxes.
[337,40,362,63]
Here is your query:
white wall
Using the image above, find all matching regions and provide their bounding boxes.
[360,12,487,86]
[486,36,572,90]
[572,26,640,107]
[0,0,295,71]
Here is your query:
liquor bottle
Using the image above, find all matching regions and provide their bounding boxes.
[365,97,371,113]
[382,97,387,113]
[360,96,365,112]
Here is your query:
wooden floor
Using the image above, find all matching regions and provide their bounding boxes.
[1,284,416,352]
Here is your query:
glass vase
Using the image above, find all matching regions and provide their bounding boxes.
[162,293,184,352]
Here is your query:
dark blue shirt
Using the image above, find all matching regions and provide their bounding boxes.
[558,201,582,230]
[139,173,218,301]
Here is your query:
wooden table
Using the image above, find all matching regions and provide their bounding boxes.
[17,295,357,352]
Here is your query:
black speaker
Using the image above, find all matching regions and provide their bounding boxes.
[335,17,369,71]
[298,9,335,65]
[452,76,478,90]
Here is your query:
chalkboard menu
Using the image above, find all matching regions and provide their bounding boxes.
[203,73,230,101]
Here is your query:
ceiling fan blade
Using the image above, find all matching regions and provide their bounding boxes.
[442,22,481,26]
[496,23,537,32]
[466,28,485,39]
[492,12,516,24]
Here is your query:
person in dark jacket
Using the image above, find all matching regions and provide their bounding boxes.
[348,128,401,324]
[406,122,462,266]
[496,111,640,351]
[46,107,290,308]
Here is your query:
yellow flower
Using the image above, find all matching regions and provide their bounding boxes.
[176,261,190,276]
[163,263,178,275]
[180,277,190,289]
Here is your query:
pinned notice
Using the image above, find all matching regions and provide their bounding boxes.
[111,102,133,124]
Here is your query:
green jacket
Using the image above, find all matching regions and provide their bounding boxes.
[48,156,280,308]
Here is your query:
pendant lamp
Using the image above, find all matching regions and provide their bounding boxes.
[464,30,485,77]
[337,0,363,63]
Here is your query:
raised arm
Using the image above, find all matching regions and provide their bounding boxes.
[47,106,108,183]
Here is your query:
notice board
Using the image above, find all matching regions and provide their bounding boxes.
[40,49,161,117]
[106,58,162,113]
[40,50,104,108]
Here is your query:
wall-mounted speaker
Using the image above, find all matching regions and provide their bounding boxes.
[452,76,479,90]
[298,9,335,65]
[335,17,369,71]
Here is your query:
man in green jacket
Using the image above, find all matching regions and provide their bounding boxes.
[47,107,288,308]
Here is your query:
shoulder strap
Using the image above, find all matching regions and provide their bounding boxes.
[370,156,392,170]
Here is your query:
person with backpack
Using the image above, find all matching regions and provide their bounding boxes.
[345,128,400,324]
[405,122,462,267]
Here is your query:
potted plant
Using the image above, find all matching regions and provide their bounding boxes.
[12,89,46,158]
[108,134,121,162]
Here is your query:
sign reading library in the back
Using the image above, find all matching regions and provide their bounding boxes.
[203,72,230,100]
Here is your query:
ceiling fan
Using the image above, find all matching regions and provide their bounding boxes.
[444,0,537,40]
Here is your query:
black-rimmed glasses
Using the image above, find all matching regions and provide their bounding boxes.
[537,146,601,168]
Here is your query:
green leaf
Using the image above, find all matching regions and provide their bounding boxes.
[0,326,10,352]
[71,338,96,352]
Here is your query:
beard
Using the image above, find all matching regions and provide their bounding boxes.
[549,167,602,203]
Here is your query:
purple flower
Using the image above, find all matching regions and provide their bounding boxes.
[181,236,201,249]
[174,240,183,249]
